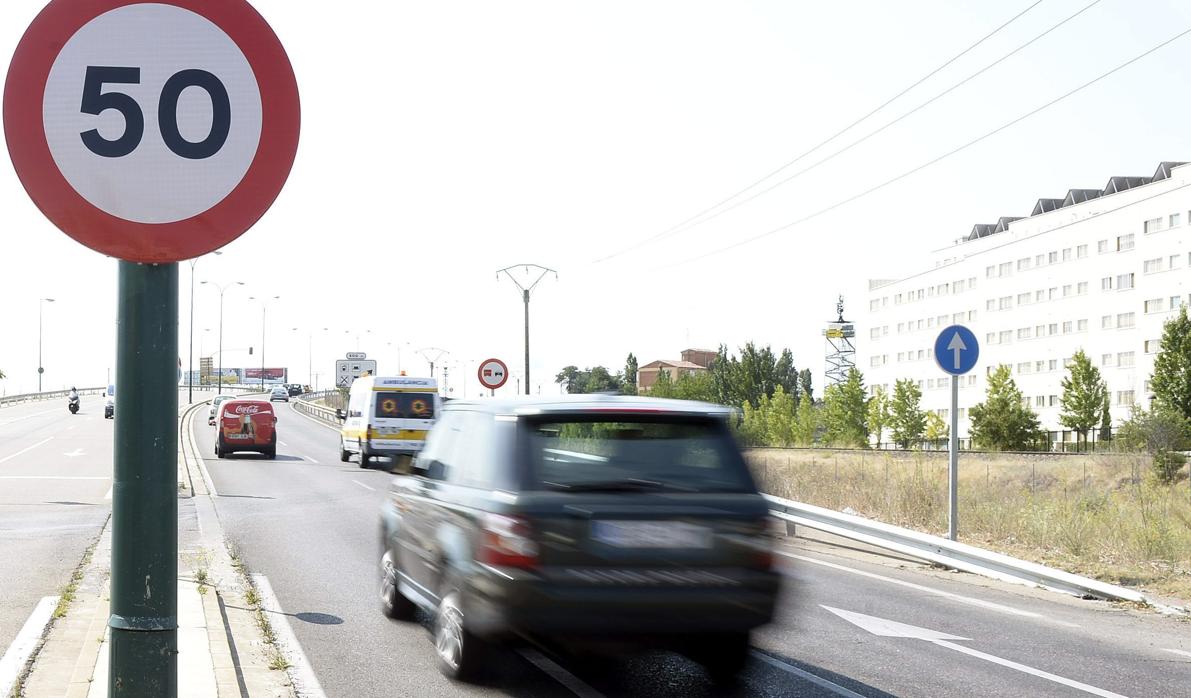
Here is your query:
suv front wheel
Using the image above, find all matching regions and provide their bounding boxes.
[379,550,416,620]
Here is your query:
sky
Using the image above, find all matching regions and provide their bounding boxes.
[2,0,1191,397]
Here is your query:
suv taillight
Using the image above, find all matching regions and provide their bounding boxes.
[478,513,538,569]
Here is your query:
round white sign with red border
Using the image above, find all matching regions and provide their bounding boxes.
[3,0,300,263]
[477,358,509,391]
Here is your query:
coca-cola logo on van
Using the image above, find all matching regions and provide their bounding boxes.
[232,404,263,415]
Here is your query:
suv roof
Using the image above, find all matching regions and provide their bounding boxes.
[442,394,736,418]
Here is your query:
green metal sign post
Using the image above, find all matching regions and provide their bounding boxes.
[110,262,179,693]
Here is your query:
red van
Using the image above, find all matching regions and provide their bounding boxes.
[215,399,278,459]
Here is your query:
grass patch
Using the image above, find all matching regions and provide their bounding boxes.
[228,545,289,672]
[751,449,1191,603]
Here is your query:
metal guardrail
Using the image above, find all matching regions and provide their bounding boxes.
[293,396,339,427]
[0,386,104,409]
[763,494,1181,611]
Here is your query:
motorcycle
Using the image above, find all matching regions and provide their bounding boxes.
[68,395,80,414]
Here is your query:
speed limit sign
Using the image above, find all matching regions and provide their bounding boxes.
[3,0,300,263]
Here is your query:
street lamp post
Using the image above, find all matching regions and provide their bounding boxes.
[201,280,244,392]
[497,264,557,395]
[250,296,280,390]
[38,297,54,392]
[187,252,221,404]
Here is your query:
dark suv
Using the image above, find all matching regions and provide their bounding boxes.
[378,395,779,683]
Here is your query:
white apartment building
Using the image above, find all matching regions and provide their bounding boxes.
[862,160,1190,436]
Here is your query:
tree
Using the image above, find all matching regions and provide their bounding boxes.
[792,392,819,446]
[651,369,716,403]
[650,367,674,397]
[775,349,800,403]
[798,368,814,403]
[1098,391,1113,443]
[889,378,927,448]
[969,365,1044,450]
[821,369,868,447]
[1116,405,1191,483]
[555,366,582,393]
[1151,306,1191,422]
[554,365,622,394]
[866,386,889,447]
[1059,349,1107,448]
[623,353,638,395]
[0,368,5,380]
[925,411,949,442]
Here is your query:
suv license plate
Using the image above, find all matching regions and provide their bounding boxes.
[592,521,712,549]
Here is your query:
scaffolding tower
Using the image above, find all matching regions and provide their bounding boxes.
[824,295,856,387]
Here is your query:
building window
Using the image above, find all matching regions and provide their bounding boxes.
[1017,362,1032,374]
[870,299,880,311]
[1063,248,1072,262]
[1102,315,1114,329]
[897,352,905,362]
[1048,251,1058,264]
[884,326,889,336]
[1049,395,1058,407]
[927,318,935,329]
[1049,359,1058,371]
[1118,352,1135,368]
[1017,258,1031,271]
[1169,254,1182,269]
[1077,281,1088,295]
[1145,298,1164,313]
[1117,391,1135,406]
[986,332,996,344]
[1048,287,1058,300]
[1035,360,1046,372]
[1062,284,1072,297]
[895,293,903,304]
[1117,234,1135,251]
[1077,244,1088,258]
[1098,239,1109,253]
[954,280,965,292]
[1171,213,1182,227]
[1145,339,1160,353]
[1144,217,1163,234]
[1172,296,1184,310]
[1102,353,1114,367]
[871,355,883,368]
[953,312,965,323]
[1035,324,1045,337]
[1018,328,1031,340]
[1017,292,1030,305]
[871,327,882,339]
[1035,289,1045,302]
[968,277,977,288]
[1078,319,1088,331]
[986,265,996,278]
[999,296,1012,310]
[999,330,1012,344]
[1101,276,1113,291]
[1048,323,1058,335]
[1116,273,1134,290]
[1062,321,1072,334]
[1117,312,1135,328]
[917,320,924,330]
[1035,254,1046,267]
[1144,258,1163,274]
[986,299,996,311]
[998,262,1012,277]
[968,310,977,321]
[1035,396,1045,407]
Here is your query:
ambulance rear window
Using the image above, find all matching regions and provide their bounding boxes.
[374,392,435,420]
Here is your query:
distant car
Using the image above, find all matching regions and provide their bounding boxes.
[208,395,235,425]
[378,395,779,683]
[104,384,115,419]
[286,383,304,397]
[269,386,290,402]
[215,399,277,459]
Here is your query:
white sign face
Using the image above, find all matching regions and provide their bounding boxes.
[478,359,508,390]
[336,359,377,387]
[42,3,263,224]
[345,352,367,360]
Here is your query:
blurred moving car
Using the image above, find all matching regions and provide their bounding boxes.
[104,384,115,419]
[269,386,290,402]
[208,394,235,425]
[285,383,304,397]
[378,395,779,683]
[214,399,278,459]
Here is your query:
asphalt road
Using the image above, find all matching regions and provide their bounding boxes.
[197,402,1191,697]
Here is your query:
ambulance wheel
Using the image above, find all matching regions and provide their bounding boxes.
[340,443,351,462]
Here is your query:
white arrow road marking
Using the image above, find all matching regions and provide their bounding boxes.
[0,437,53,465]
[946,332,967,370]
[1164,648,1191,659]
[63,448,84,457]
[823,606,1128,698]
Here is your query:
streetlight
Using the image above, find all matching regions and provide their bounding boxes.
[201,280,244,391]
[293,326,328,388]
[416,347,448,377]
[249,296,280,390]
[187,251,221,403]
[497,264,557,395]
[38,297,54,392]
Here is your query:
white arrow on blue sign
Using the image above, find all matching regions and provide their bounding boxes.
[934,325,979,375]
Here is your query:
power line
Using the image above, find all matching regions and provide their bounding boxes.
[635,0,1104,250]
[660,25,1191,270]
[594,0,1048,263]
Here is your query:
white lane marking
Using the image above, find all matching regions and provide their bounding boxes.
[279,441,288,447]
[935,640,1128,697]
[0,596,59,697]
[519,648,605,698]
[63,448,85,457]
[250,574,326,698]
[778,551,1045,620]
[301,455,320,464]
[1164,648,1191,659]
[351,480,375,492]
[0,409,57,426]
[750,651,867,698]
[0,437,54,466]
[0,476,109,480]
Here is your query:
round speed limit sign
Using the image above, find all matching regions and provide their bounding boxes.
[3,0,300,263]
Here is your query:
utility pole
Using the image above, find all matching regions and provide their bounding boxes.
[38,297,54,392]
[416,347,448,377]
[497,264,556,395]
[201,280,244,391]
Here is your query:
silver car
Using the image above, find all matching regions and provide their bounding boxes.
[208,395,235,425]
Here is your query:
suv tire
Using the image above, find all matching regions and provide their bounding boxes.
[688,632,750,686]
[434,589,488,681]
[379,550,416,620]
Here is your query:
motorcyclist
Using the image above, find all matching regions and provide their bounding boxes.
[68,386,79,401]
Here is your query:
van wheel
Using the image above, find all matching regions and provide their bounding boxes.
[434,590,488,681]
[359,450,371,469]
[380,550,416,620]
[265,448,277,459]
[339,445,350,462]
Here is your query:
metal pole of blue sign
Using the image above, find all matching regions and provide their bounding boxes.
[949,375,959,541]
[110,261,178,696]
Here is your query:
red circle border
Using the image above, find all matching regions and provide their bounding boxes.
[478,358,509,390]
[3,0,301,263]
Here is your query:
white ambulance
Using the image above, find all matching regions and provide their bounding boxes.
[337,375,440,467]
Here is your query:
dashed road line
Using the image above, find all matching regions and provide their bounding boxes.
[351,480,375,492]
[0,437,54,465]
[519,648,605,698]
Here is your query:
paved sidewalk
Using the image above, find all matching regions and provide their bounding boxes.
[15,400,293,697]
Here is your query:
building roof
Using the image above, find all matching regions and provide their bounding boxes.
[640,359,706,370]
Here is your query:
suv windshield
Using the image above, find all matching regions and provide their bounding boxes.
[524,416,754,493]
[374,392,436,420]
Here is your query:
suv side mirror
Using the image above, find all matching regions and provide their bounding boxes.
[422,459,447,481]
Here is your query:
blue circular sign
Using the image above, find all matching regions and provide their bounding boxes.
[934,325,979,375]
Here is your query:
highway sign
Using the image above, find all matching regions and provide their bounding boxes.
[345,352,367,360]
[933,325,979,376]
[477,358,509,391]
[3,0,300,263]
[336,359,377,388]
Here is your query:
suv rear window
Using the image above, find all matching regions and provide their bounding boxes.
[524,416,755,493]
[374,392,436,420]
